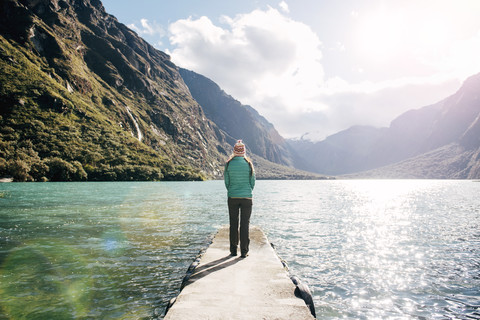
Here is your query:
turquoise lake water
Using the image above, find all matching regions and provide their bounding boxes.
[0,180,479,319]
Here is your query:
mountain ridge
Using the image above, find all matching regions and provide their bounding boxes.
[1,0,479,181]
[288,72,480,179]
[0,0,324,181]
[179,68,296,167]
[0,0,231,181]
[178,68,326,179]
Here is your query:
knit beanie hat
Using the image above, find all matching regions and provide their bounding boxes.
[233,140,246,156]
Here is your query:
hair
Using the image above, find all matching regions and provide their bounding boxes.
[226,154,255,177]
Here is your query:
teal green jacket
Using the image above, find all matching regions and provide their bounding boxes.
[224,157,255,198]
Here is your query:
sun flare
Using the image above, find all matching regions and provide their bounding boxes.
[354,8,453,63]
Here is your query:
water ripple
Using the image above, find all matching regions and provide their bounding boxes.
[1,180,479,319]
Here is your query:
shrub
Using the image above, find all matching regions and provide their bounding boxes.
[71,161,87,181]
[45,157,87,181]
[30,161,49,181]
[0,158,7,176]
[8,159,31,182]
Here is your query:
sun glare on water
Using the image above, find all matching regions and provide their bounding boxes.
[339,180,440,315]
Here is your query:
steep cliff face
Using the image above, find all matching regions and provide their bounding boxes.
[179,68,297,167]
[0,0,230,181]
[289,73,480,178]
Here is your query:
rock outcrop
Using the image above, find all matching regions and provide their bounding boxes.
[0,0,231,181]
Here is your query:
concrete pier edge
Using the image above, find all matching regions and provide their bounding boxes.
[163,225,316,319]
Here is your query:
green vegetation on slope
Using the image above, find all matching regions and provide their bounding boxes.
[0,35,204,182]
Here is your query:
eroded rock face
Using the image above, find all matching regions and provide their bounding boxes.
[0,0,232,180]
[179,68,297,168]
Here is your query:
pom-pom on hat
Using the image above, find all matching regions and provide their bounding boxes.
[233,140,246,156]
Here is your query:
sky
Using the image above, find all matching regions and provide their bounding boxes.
[101,0,480,141]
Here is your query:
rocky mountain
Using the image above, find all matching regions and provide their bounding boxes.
[289,73,480,179]
[0,0,324,181]
[3,0,477,181]
[1,0,236,181]
[178,68,324,179]
[179,68,297,167]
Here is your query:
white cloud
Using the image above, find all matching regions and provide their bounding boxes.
[169,7,325,114]
[279,1,289,13]
[167,5,479,141]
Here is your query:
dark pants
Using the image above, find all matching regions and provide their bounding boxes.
[228,198,252,255]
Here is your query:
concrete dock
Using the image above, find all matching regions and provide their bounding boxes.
[164,226,315,320]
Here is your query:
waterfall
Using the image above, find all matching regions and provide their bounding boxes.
[125,107,143,142]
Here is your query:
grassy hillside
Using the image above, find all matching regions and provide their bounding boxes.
[0,0,232,181]
[0,36,206,181]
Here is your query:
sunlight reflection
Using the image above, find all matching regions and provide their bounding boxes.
[340,180,440,317]
[116,183,187,251]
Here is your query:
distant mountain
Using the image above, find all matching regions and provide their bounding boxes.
[289,73,480,179]
[288,126,388,175]
[179,68,297,167]
[345,143,480,179]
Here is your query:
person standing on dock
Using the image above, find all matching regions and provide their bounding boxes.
[224,140,256,258]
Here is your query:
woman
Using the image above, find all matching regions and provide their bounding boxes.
[224,140,255,258]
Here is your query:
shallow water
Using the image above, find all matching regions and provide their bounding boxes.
[0,180,479,319]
